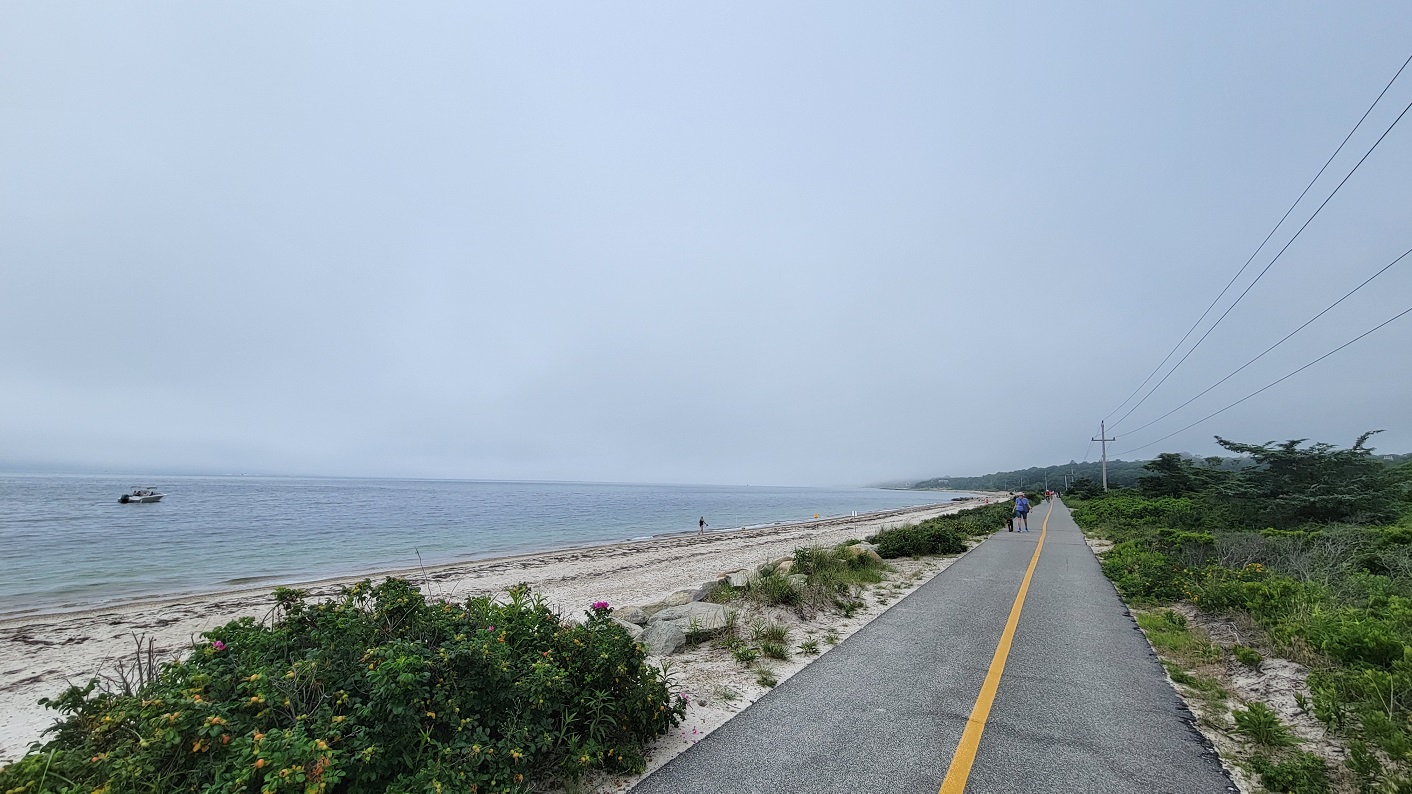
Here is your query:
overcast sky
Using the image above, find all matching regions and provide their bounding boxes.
[2,2,1410,486]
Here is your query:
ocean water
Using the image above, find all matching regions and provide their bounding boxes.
[0,475,968,618]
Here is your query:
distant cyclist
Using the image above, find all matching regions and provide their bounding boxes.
[1014,494,1031,532]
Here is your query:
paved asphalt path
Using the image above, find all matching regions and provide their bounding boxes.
[632,499,1235,794]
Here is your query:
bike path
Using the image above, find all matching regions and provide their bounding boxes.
[631,499,1233,793]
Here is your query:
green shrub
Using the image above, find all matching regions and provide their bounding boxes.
[1136,610,1220,664]
[0,579,684,794]
[872,523,966,558]
[745,570,800,607]
[1233,645,1263,668]
[1101,543,1188,601]
[749,619,790,645]
[1233,702,1295,747]
[1306,610,1405,669]
[759,641,790,661]
[866,503,1011,559]
[1250,751,1330,793]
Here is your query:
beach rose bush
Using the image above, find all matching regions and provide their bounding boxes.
[0,579,683,794]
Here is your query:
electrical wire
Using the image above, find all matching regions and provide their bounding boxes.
[1101,53,1412,425]
[1109,92,1412,431]
[1115,244,1412,441]
[1111,303,1412,457]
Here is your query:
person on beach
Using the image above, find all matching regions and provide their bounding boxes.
[699,516,707,534]
[1014,494,1031,532]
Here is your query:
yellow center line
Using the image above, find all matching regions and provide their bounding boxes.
[939,500,1053,794]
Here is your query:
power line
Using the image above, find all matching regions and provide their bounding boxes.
[1112,303,1412,457]
[1115,244,1412,442]
[1109,91,1412,431]
[1102,52,1412,425]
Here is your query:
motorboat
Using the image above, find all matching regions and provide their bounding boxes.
[119,488,164,504]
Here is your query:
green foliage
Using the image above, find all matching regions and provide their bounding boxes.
[1250,751,1330,793]
[1232,645,1263,668]
[1074,437,1412,785]
[868,503,1011,559]
[872,520,965,558]
[1138,453,1230,498]
[1066,477,1104,500]
[1102,544,1188,602]
[1215,432,1406,528]
[797,640,820,656]
[0,579,684,794]
[758,641,790,661]
[1135,610,1220,664]
[744,570,800,607]
[754,669,778,688]
[1233,702,1296,747]
[748,619,790,645]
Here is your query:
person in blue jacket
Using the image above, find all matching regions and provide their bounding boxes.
[1014,494,1031,532]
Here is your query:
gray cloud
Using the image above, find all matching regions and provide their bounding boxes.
[3,2,1410,485]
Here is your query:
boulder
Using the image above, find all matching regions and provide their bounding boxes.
[727,569,753,588]
[612,618,645,641]
[846,543,884,564]
[649,602,732,633]
[616,606,649,625]
[775,559,795,575]
[640,621,687,656]
[659,590,694,608]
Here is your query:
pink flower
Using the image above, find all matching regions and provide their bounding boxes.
[211,640,226,651]
[591,601,610,611]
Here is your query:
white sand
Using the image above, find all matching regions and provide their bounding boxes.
[0,498,994,766]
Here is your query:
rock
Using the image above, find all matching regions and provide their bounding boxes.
[775,559,795,575]
[659,590,694,608]
[612,618,645,641]
[847,543,884,563]
[616,606,649,625]
[770,556,793,568]
[640,621,687,656]
[650,602,732,632]
[727,569,753,588]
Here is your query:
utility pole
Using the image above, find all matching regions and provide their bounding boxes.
[1092,420,1116,491]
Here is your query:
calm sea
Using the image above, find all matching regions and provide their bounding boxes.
[0,474,967,618]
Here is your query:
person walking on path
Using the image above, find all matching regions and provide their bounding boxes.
[698,516,707,534]
[1014,494,1031,532]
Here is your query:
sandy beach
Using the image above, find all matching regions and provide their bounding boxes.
[0,497,993,766]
